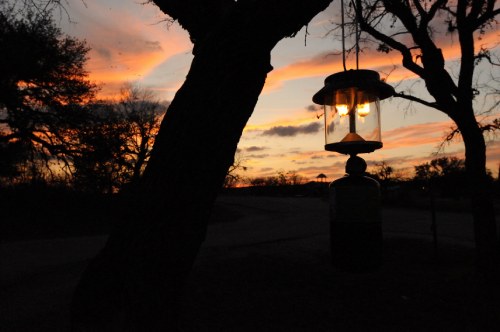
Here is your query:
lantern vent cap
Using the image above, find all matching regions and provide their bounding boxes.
[312,69,395,105]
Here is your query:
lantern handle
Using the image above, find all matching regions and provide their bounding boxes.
[341,0,346,71]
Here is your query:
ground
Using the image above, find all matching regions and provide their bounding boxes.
[1,196,499,331]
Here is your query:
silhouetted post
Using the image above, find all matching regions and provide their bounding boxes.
[329,155,383,271]
[429,181,439,260]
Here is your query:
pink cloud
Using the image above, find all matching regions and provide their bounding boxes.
[382,121,455,150]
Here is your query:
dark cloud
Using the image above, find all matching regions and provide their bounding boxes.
[260,167,273,172]
[327,154,342,158]
[95,47,112,60]
[306,104,322,112]
[331,161,348,168]
[94,39,162,62]
[248,154,270,159]
[311,155,324,159]
[262,122,321,137]
[245,146,267,152]
[144,40,163,52]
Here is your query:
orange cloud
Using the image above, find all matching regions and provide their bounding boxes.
[67,0,192,99]
[87,41,190,98]
[264,42,438,93]
[264,50,404,93]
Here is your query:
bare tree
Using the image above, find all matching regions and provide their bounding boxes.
[374,161,395,182]
[117,84,168,184]
[223,150,247,188]
[331,0,500,275]
[71,85,168,193]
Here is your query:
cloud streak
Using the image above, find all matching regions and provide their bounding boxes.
[262,122,321,137]
[245,146,268,152]
[264,49,403,93]
[382,121,454,150]
[247,154,270,159]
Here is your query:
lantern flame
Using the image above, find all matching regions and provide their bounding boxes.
[357,103,370,117]
[336,104,349,117]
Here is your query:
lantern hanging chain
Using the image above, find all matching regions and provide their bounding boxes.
[341,0,361,71]
[354,0,359,70]
[341,0,347,71]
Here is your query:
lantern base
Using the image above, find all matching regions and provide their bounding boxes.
[325,141,382,155]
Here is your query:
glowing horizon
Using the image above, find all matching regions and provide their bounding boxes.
[59,0,500,182]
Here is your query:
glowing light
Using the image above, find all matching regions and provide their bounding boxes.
[336,104,349,117]
[357,103,370,117]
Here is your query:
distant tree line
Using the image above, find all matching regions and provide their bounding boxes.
[227,156,498,201]
[247,170,306,187]
[368,157,498,201]
[224,169,306,188]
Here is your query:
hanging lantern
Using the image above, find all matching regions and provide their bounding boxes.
[312,69,394,155]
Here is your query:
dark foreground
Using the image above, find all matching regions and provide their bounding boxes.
[2,196,499,331]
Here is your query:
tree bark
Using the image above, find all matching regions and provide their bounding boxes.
[70,1,333,330]
[454,108,500,276]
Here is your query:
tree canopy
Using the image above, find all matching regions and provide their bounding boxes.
[0,4,96,181]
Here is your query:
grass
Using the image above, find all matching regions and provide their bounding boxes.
[2,190,499,331]
[182,237,500,331]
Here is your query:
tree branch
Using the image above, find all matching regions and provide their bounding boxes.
[469,0,486,21]
[480,118,500,133]
[149,0,236,44]
[412,0,427,19]
[357,17,425,77]
[473,6,500,31]
[393,91,444,111]
[151,0,334,51]
[438,118,499,154]
[427,0,448,22]
[0,133,19,143]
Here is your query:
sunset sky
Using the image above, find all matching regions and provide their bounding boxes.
[60,0,500,182]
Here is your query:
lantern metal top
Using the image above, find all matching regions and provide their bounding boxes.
[312,69,394,105]
[325,140,382,155]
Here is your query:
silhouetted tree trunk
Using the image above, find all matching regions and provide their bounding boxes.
[70,1,333,330]
[454,102,498,275]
